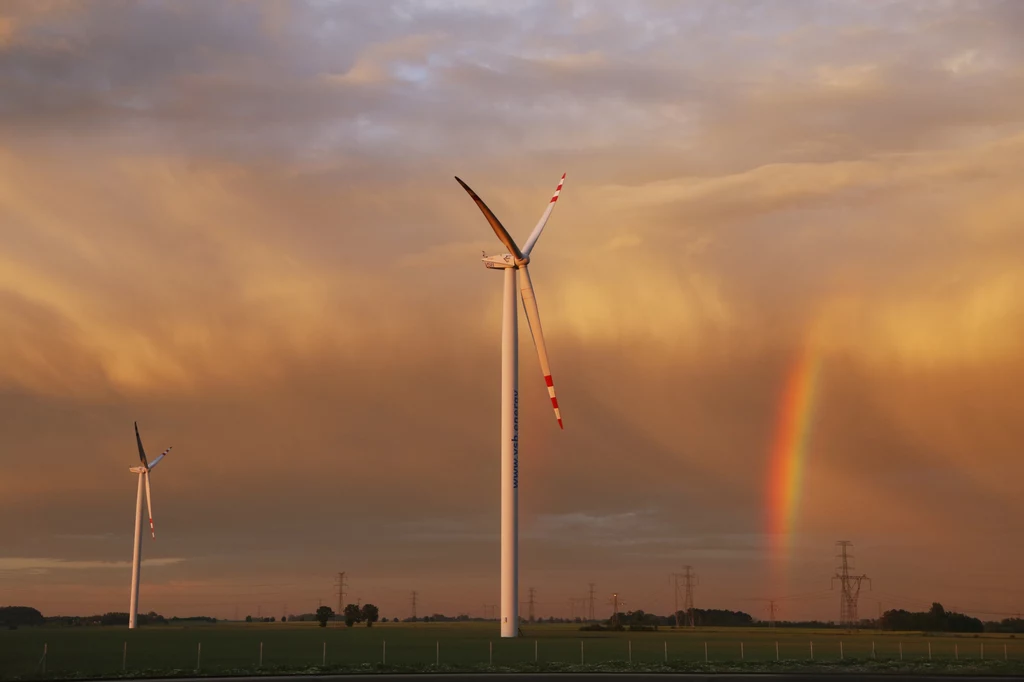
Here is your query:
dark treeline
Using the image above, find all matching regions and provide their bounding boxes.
[590,604,1024,634]
[7,602,1023,633]
[755,620,838,629]
[288,613,496,623]
[397,614,474,623]
[684,609,755,627]
[987,618,1024,634]
[880,603,984,633]
[2,607,217,628]
[582,609,755,631]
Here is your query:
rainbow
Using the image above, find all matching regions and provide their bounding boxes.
[767,341,823,563]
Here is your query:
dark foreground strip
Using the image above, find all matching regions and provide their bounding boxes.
[116,671,1024,675]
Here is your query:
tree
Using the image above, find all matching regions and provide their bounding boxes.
[0,606,44,629]
[246,615,253,623]
[343,603,362,628]
[316,606,334,628]
[928,603,947,631]
[282,615,287,622]
[361,603,380,627]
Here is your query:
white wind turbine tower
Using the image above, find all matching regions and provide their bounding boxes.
[128,422,172,629]
[455,174,565,638]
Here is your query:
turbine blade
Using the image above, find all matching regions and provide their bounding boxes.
[454,176,524,261]
[147,447,173,471]
[144,471,155,539]
[134,422,149,468]
[519,265,563,429]
[522,173,565,257]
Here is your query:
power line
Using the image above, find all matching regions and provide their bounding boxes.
[774,589,836,602]
[832,540,871,625]
[528,587,536,623]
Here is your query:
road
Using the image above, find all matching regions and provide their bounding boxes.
[121,671,1024,675]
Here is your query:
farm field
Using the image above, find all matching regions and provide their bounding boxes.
[2,622,1022,679]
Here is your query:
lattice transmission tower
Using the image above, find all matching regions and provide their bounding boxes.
[831,540,871,625]
[683,565,698,627]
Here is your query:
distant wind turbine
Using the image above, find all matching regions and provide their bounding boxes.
[455,173,566,638]
[128,422,172,629]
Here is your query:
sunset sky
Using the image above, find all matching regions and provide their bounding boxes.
[1,0,1023,623]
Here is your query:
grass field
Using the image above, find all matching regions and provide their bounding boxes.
[2,621,1023,679]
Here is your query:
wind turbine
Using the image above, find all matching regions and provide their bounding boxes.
[454,173,565,638]
[128,422,172,629]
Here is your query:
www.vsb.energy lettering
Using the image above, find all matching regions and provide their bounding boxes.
[512,390,519,489]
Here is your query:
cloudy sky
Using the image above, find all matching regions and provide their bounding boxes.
[1,0,1022,623]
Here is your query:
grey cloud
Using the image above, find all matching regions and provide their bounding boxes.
[3,0,1019,167]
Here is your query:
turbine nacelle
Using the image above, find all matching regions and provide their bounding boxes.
[482,253,529,269]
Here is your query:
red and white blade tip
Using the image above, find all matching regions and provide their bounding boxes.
[149,518,155,539]
[550,174,566,203]
[544,374,563,429]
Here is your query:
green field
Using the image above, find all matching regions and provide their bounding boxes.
[2,622,1023,679]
